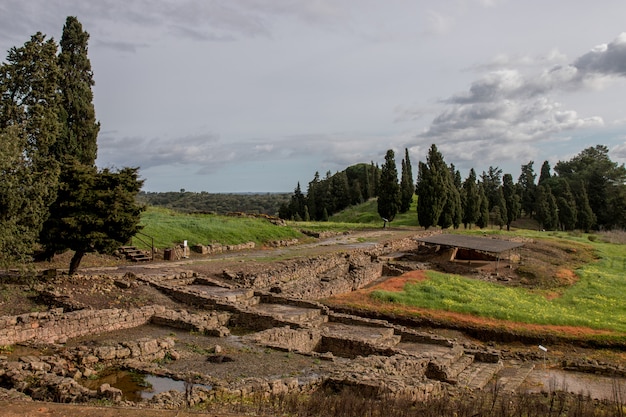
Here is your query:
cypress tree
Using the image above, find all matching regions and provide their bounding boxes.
[462,168,479,229]
[575,183,595,232]
[377,149,401,223]
[330,171,351,212]
[538,160,552,186]
[53,16,99,165]
[400,148,414,213]
[518,161,537,217]
[492,187,508,230]
[481,166,503,211]
[416,144,449,229]
[476,183,490,229]
[502,173,519,231]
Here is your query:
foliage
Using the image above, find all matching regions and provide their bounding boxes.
[53,16,99,165]
[518,161,537,217]
[0,33,61,267]
[416,144,450,229]
[481,166,503,211]
[438,163,462,229]
[40,161,145,274]
[281,163,380,221]
[461,168,479,228]
[555,145,626,229]
[377,149,401,223]
[399,148,414,213]
[137,191,291,215]
[502,173,519,231]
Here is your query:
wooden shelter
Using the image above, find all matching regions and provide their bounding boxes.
[416,234,525,274]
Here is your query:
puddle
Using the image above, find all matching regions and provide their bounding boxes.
[3,344,54,359]
[81,369,211,402]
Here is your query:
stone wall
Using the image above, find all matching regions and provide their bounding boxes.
[0,306,234,346]
[192,242,255,255]
[0,306,166,345]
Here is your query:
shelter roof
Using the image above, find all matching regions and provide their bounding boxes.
[416,234,524,253]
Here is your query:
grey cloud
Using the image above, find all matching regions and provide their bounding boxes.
[416,34,626,169]
[94,40,148,53]
[96,129,393,179]
[574,33,626,77]
[97,132,222,169]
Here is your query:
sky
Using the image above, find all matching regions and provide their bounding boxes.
[2,1,626,193]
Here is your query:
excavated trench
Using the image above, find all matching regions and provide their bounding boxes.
[0,234,625,407]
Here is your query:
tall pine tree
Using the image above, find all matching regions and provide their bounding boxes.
[502,173,519,231]
[461,168,479,229]
[53,16,99,165]
[377,149,401,224]
[416,144,449,229]
[399,148,414,213]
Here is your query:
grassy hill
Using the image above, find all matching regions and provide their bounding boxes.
[134,207,303,249]
[135,197,421,250]
[329,196,419,227]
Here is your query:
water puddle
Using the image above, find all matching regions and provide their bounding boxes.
[81,369,210,402]
[2,344,54,359]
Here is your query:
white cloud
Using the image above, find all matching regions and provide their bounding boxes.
[413,33,626,171]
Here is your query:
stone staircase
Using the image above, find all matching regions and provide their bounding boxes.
[423,344,505,389]
[457,361,505,390]
[119,246,151,262]
[494,362,536,392]
[249,303,329,328]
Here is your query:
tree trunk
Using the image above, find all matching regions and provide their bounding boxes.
[69,250,85,275]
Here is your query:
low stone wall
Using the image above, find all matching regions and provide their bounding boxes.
[151,309,231,337]
[229,253,349,288]
[192,242,255,255]
[0,306,166,345]
[0,306,235,347]
[248,326,322,353]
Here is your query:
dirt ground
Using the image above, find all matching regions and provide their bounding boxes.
[0,228,624,415]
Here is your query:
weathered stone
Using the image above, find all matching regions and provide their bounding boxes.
[99,383,123,403]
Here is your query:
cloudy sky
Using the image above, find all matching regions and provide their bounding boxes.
[2,1,626,192]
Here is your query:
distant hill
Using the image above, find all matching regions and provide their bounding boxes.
[137,191,291,215]
[329,196,420,227]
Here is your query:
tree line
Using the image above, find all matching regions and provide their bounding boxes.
[0,17,144,274]
[281,144,626,232]
[137,191,291,215]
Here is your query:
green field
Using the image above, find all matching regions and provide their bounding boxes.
[134,207,303,249]
[372,230,626,336]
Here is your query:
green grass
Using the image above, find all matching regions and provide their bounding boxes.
[134,206,303,249]
[329,196,419,227]
[371,233,626,335]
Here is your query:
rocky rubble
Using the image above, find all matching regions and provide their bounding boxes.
[0,336,176,404]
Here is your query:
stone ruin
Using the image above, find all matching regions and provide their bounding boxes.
[0,232,619,409]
